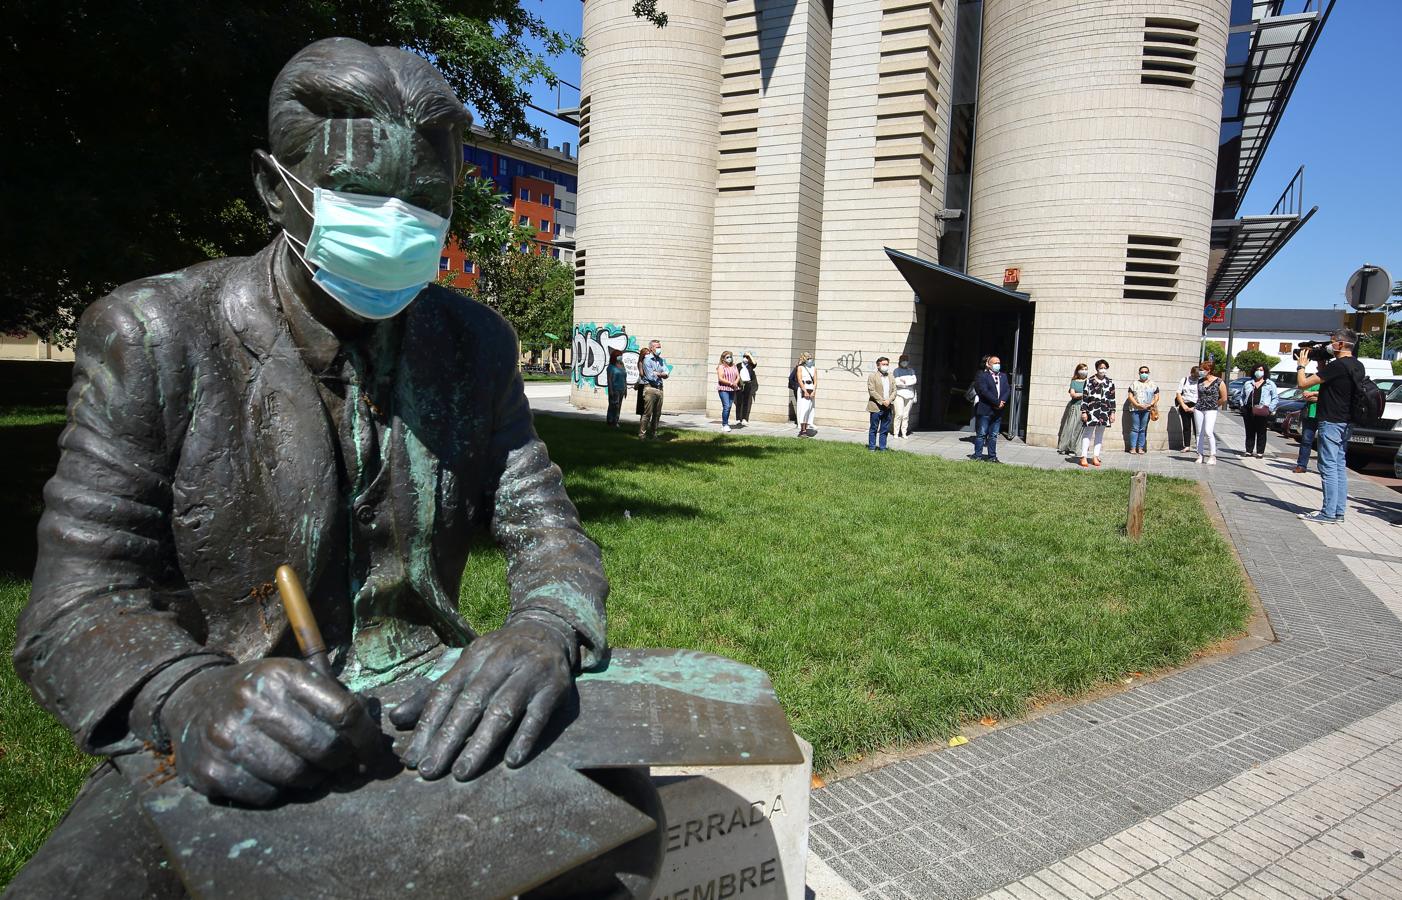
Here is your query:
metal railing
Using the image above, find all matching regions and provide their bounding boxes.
[1270,165,1306,217]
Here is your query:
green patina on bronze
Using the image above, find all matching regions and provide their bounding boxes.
[577,650,771,707]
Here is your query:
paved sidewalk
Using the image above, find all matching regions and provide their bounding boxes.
[533,395,1402,898]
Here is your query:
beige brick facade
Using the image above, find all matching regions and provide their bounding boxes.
[967,0,1228,448]
[576,0,1231,444]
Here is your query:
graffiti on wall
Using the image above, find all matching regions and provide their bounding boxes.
[828,351,864,377]
[571,322,640,389]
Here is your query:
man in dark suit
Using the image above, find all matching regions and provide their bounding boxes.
[971,355,1012,462]
[11,38,606,894]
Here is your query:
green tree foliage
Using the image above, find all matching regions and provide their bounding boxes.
[1201,341,1228,372]
[1,1,660,344]
[464,246,574,352]
[1232,349,1281,375]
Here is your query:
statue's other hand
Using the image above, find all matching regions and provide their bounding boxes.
[394,618,572,781]
[161,659,380,807]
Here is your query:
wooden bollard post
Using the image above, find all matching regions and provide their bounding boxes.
[1126,471,1147,539]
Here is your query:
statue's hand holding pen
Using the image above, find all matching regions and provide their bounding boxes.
[392,616,575,781]
[161,659,381,807]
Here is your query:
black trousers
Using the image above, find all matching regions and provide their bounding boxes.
[734,383,756,421]
[1178,405,1196,446]
[1242,410,1269,455]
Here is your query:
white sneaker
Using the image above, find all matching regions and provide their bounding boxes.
[1208,455,1217,465]
[722,425,731,433]
[1196,455,1204,464]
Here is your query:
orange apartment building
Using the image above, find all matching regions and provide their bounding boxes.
[439,125,579,290]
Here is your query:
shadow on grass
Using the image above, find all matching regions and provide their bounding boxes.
[0,420,62,580]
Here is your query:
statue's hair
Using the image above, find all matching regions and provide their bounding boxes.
[268,37,470,165]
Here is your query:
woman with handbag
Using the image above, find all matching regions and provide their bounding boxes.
[1240,366,1279,459]
[1126,365,1159,455]
[1194,360,1227,465]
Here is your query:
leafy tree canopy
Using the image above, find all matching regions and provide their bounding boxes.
[1232,349,1281,375]
[1,1,662,343]
[1201,341,1228,373]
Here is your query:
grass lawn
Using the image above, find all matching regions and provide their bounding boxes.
[0,407,1248,885]
[521,371,570,382]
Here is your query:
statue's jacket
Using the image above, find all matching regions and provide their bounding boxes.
[14,241,608,755]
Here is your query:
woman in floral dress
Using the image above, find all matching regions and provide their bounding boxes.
[1078,359,1116,468]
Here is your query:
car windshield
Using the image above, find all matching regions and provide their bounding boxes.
[1388,382,1402,403]
[1278,387,1302,400]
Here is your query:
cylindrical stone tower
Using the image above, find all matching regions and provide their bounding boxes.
[966,0,1229,448]
[572,0,724,411]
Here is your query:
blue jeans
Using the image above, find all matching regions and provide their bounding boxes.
[868,408,891,450]
[1295,418,1316,470]
[1316,421,1350,519]
[718,390,733,426]
[974,412,1001,459]
[1129,408,1151,450]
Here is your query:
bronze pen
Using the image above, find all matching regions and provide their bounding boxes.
[274,564,333,678]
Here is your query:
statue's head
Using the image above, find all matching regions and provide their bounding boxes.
[252,38,470,319]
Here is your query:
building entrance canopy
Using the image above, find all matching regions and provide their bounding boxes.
[885,248,1030,311]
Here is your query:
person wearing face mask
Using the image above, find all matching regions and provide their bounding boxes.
[734,352,759,425]
[1126,366,1160,455]
[639,339,668,440]
[971,355,1012,462]
[1239,365,1279,459]
[716,351,740,433]
[1057,363,1088,455]
[10,39,612,890]
[605,348,628,428]
[1295,328,1365,523]
[1078,359,1116,467]
[794,352,818,437]
[866,356,897,451]
[1194,360,1227,464]
[1175,365,1200,451]
[892,355,918,439]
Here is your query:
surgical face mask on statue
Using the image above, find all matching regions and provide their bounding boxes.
[272,156,450,319]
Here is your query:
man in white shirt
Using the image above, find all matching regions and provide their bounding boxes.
[893,355,918,438]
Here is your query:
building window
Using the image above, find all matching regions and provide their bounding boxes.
[520,242,530,253]
[497,158,507,176]
[519,188,529,202]
[553,197,562,210]
[539,219,550,231]
[518,215,529,225]
[554,222,562,235]
[1279,342,1292,354]
[1247,341,1260,352]
[1122,235,1181,301]
[1141,18,1199,89]
[439,256,450,270]
[552,248,561,259]
[463,260,474,274]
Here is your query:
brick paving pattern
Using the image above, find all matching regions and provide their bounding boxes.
[528,389,1402,898]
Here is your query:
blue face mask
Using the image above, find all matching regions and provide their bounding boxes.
[991,363,1001,372]
[273,156,450,319]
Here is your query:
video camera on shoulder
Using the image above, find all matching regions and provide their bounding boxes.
[1296,340,1333,364]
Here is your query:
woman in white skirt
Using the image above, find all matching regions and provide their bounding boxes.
[794,352,817,437]
[1194,360,1227,464]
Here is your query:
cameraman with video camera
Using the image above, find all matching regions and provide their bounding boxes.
[1294,328,1363,524]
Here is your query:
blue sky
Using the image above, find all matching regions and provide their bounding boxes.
[494,1,1398,311]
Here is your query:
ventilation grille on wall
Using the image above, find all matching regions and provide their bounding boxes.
[578,95,591,147]
[1123,235,1181,300]
[574,249,586,297]
[874,0,945,186]
[718,0,760,192]
[1141,17,1198,88]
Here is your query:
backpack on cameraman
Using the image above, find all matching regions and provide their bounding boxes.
[1348,362,1386,425]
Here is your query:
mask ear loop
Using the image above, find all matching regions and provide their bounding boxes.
[268,154,319,278]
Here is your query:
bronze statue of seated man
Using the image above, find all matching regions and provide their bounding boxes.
[10,37,613,897]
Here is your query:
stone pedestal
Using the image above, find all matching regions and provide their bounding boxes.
[649,738,813,900]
